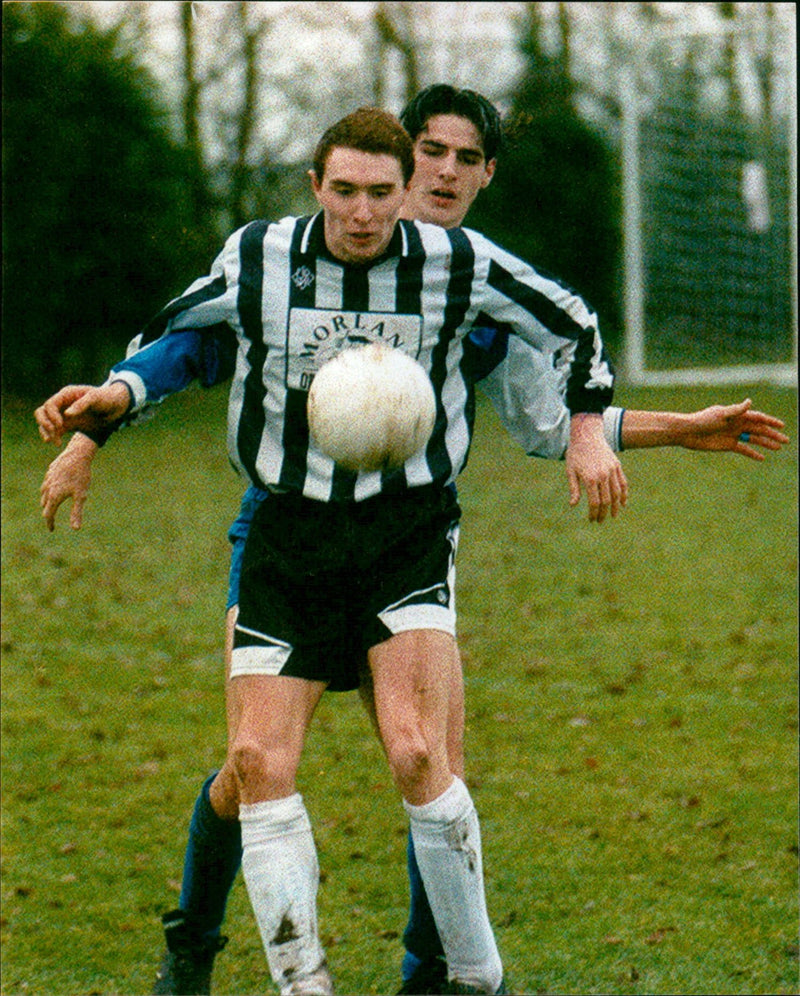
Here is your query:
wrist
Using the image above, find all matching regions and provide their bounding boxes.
[107,370,146,414]
[107,379,134,417]
[70,433,100,456]
[570,412,604,443]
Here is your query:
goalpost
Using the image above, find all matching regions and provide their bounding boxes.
[619,23,797,387]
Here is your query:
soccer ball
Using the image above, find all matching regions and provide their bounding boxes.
[307,343,436,473]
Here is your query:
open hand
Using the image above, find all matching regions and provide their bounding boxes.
[680,399,789,460]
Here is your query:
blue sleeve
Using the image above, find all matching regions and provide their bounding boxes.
[111,323,237,406]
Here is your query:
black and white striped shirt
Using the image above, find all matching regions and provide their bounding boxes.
[124,213,615,503]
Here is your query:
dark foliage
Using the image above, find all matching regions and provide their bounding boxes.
[2,2,212,398]
[467,19,622,348]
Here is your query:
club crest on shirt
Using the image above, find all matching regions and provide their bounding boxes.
[291,266,315,290]
[286,307,423,391]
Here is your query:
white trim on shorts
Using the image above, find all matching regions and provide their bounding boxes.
[231,520,460,677]
[377,602,456,636]
[377,523,458,637]
[230,624,293,678]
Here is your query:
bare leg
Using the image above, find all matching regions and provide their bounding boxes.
[208,606,242,819]
[229,675,332,995]
[369,629,453,804]
[358,637,465,780]
[369,630,502,991]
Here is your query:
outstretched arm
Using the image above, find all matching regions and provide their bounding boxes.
[40,432,98,531]
[621,399,789,460]
[34,323,238,449]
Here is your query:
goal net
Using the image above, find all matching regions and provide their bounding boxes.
[620,26,797,386]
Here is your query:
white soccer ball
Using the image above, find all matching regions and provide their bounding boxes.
[307,343,436,473]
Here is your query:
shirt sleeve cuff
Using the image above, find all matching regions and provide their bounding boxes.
[108,372,146,414]
[602,406,625,452]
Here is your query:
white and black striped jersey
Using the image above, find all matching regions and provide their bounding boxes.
[119,213,615,503]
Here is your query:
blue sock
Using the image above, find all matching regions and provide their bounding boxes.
[401,828,445,977]
[178,772,242,938]
[401,949,425,984]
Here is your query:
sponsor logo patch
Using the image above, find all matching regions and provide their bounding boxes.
[286,307,423,391]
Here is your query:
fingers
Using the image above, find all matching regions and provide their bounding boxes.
[34,385,93,443]
[740,412,787,435]
[62,390,99,420]
[733,420,790,459]
[39,467,77,532]
[41,483,84,531]
[593,465,629,523]
[718,400,789,458]
[578,479,600,522]
[734,441,765,462]
[568,468,581,508]
[746,410,786,429]
[612,463,629,517]
[69,494,86,530]
[40,486,60,532]
[595,478,611,523]
[734,429,788,458]
[761,429,790,448]
[35,400,65,446]
[568,470,605,522]
[749,430,787,450]
[568,460,629,523]
[571,468,628,523]
[745,420,790,444]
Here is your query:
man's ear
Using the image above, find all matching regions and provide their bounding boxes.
[309,169,322,197]
[480,158,497,190]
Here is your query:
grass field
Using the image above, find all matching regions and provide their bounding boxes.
[1,383,797,996]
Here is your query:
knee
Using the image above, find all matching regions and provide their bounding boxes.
[385,729,436,792]
[210,765,240,819]
[230,738,295,801]
[231,739,269,789]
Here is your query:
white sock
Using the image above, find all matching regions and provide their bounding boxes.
[239,794,332,995]
[404,777,503,992]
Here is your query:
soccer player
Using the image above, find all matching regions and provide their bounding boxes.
[35,103,631,995]
[35,88,789,996]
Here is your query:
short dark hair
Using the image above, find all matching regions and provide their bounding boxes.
[400,84,503,162]
[313,107,415,185]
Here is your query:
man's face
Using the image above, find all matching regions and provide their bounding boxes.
[404,113,496,228]
[311,148,408,264]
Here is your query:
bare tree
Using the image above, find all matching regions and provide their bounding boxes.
[89,0,794,233]
[179,0,211,230]
[373,2,420,108]
[228,2,270,228]
[555,2,572,86]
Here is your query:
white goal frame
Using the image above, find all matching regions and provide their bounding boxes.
[619,26,797,387]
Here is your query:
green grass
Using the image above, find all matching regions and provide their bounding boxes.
[2,384,797,996]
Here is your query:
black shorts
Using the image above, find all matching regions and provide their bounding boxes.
[231,485,461,691]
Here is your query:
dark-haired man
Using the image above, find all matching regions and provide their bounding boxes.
[36,90,788,996]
